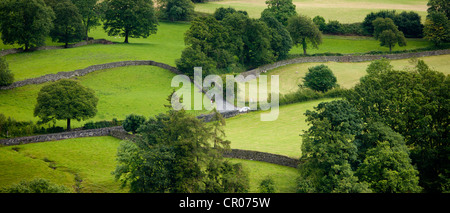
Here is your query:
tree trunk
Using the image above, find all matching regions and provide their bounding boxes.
[389,45,392,54]
[65,42,68,48]
[302,38,307,55]
[124,30,129,43]
[67,118,71,131]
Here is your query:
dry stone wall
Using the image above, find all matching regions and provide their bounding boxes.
[0,60,182,90]
[0,39,114,57]
[240,49,450,80]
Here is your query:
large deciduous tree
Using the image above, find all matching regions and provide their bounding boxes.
[50,0,85,48]
[102,0,158,43]
[261,0,297,26]
[72,0,101,41]
[372,17,407,53]
[0,0,54,51]
[157,0,194,22]
[287,15,322,55]
[34,79,98,130]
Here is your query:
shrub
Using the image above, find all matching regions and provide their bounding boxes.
[123,114,146,134]
[0,57,14,86]
[258,176,277,193]
[0,178,70,193]
[303,64,338,92]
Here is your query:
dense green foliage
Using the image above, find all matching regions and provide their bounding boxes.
[114,110,249,193]
[427,0,450,19]
[34,79,98,130]
[362,10,423,38]
[0,57,14,86]
[102,0,158,43]
[345,59,449,192]
[261,0,297,26]
[287,15,322,55]
[177,7,293,75]
[303,64,338,93]
[0,178,70,193]
[298,100,422,193]
[72,0,101,41]
[372,17,407,53]
[50,0,85,47]
[122,114,146,134]
[0,0,55,50]
[157,0,195,21]
[424,11,450,46]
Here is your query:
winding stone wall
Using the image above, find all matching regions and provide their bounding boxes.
[0,60,181,90]
[240,49,450,80]
[0,39,114,57]
[0,124,299,168]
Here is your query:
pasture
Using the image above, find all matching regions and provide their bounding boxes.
[195,0,428,23]
[0,0,448,194]
[0,136,298,193]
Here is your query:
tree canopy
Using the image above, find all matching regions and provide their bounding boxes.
[157,0,194,22]
[261,0,297,26]
[50,0,85,48]
[345,59,449,192]
[34,79,98,130]
[113,109,249,193]
[424,11,450,46]
[303,64,338,93]
[372,17,407,53]
[287,15,322,55]
[0,0,55,51]
[102,0,158,43]
[72,0,101,41]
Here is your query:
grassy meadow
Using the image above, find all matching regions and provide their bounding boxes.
[195,0,428,23]
[0,0,449,193]
[0,136,298,193]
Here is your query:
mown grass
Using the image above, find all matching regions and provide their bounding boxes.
[194,0,428,23]
[0,136,298,193]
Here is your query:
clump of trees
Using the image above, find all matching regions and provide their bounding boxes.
[298,59,449,193]
[303,64,337,93]
[177,6,295,76]
[0,0,160,49]
[0,0,55,51]
[157,0,195,22]
[0,178,70,193]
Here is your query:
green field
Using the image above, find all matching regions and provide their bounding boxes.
[290,35,433,55]
[0,65,210,128]
[3,21,189,81]
[195,0,428,23]
[0,136,298,193]
[0,0,448,194]
[264,54,450,95]
[225,98,336,158]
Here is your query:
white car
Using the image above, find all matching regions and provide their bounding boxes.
[239,107,251,113]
